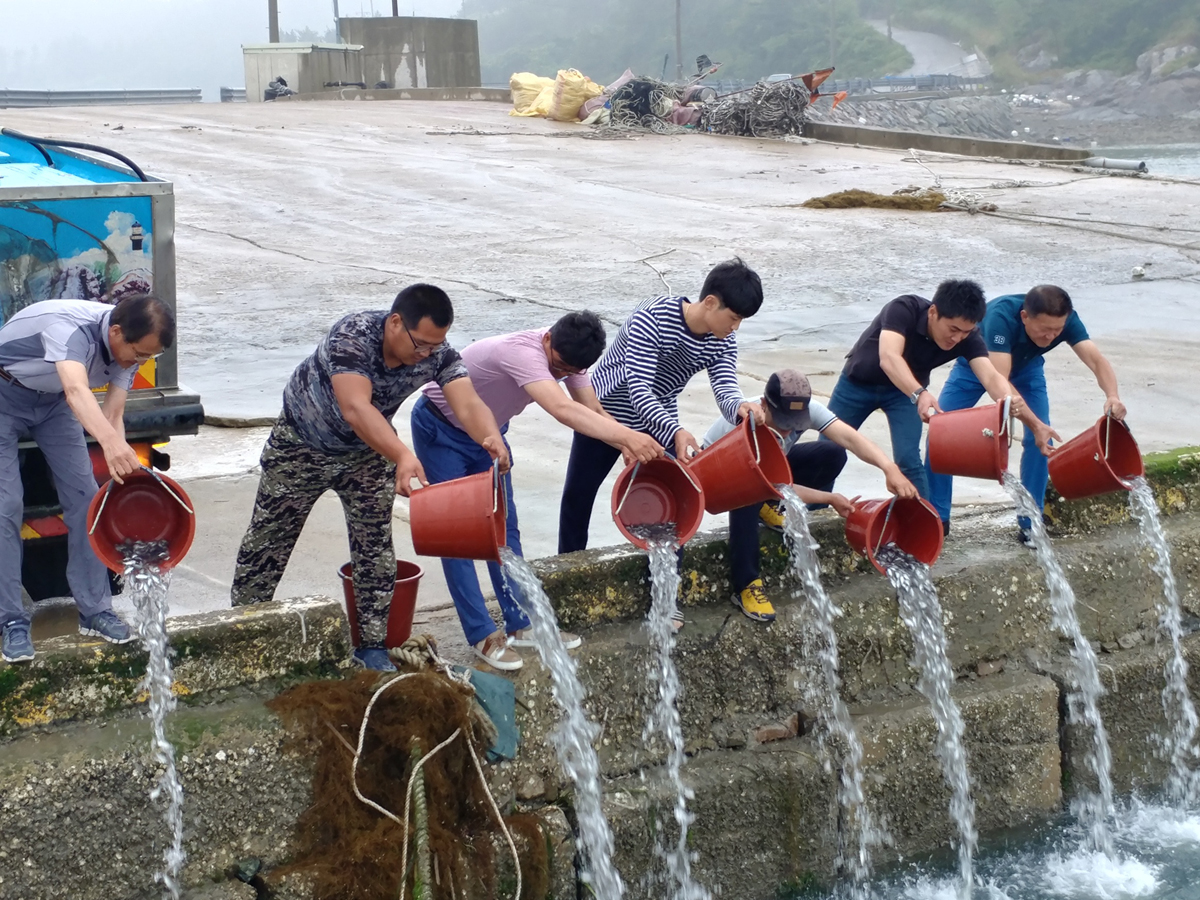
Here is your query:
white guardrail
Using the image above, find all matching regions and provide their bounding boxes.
[0,89,203,108]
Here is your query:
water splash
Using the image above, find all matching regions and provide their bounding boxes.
[120,539,185,900]
[499,547,625,900]
[639,526,713,900]
[1004,474,1115,854]
[778,486,882,893]
[1126,476,1200,806]
[876,545,978,897]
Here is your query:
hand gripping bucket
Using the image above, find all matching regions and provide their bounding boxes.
[410,462,507,563]
[611,456,706,550]
[1048,415,1143,500]
[927,399,1011,483]
[845,496,944,575]
[338,560,423,649]
[86,467,196,573]
[687,417,792,514]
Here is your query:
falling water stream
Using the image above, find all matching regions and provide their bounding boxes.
[499,547,625,900]
[1126,476,1200,806]
[777,486,881,894]
[639,526,713,900]
[1004,473,1116,855]
[875,544,978,898]
[120,539,185,900]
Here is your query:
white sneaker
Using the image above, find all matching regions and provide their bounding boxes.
[473,631,523,671]
[508,627,582,650]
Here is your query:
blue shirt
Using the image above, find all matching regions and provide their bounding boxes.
[983,294,1089,374]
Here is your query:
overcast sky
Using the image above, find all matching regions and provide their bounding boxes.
[0,0,464,100]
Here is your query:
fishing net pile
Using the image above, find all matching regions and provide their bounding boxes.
[266,666,550,900]
[608,76,687,133]
[699,79,813,137]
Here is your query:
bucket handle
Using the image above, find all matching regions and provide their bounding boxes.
[872,497,897,558]
[614,461,642,517]
[492,458,508,519]
[1000,396,1013,447]
[87,465,193,536]
[670,454,705,496]
[748,415,761,465]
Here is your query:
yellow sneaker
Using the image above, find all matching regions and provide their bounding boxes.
[759,500,785,533]
[734,579,776,623]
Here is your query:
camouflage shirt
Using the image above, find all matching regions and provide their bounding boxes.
[283,310,468,454]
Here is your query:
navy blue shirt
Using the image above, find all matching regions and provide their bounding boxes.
[983,294,1089,374]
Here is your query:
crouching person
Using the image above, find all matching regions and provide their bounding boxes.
[705,369,917,623]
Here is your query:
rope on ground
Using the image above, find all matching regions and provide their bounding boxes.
[349,670,523,900]
[700,80,810,137]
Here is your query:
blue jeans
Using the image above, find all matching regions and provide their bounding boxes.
[825,372,930,499]
[0,378,113,627]
[410,397,530,646]
[926,356,1051,530]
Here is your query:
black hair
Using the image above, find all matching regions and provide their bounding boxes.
[391,283,454,329]
[549,310,606,369]
[699,257,763,318]
[930,279,986,323]
[1023,284,1073,318]
[110,294,175,348]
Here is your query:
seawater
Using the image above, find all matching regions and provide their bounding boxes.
[778,486,882,893]
[499,547,625,900]
[1126,477,1200,806]
[121,540,185,900]
[1004,475,1115,855]
[876,545,978,898]
[640,527,713,900]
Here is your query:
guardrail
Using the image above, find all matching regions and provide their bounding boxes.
[0,89,203,109]
[821,74,992,95]
[220,87,247,103]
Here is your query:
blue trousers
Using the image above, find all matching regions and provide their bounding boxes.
[410,397,530,646]
[0,378,113,627]
[825,372,930,499]
[926,356,1051,530]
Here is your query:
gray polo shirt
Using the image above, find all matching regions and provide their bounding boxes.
[0,299,136,394]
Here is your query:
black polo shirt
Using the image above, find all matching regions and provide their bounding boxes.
[843,294,988,387]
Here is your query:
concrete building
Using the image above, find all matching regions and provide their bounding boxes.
[337,17,481,89]
[242,43,365,102]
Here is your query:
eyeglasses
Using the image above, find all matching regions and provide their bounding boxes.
[133,349,164,363]
[548,346,585,378]
[401,318,447,355]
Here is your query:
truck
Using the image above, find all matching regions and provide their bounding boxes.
[0,127,204,600]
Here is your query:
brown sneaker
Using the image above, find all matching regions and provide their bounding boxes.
[473,631,523,671]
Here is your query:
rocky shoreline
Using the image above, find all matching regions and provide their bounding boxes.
[807,43,1200,152]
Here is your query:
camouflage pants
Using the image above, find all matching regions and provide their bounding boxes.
[230,418,397,647]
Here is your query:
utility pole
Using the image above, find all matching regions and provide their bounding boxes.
[675,0,683,81]
[268,0,280,42]
[828,0,835,67]
[392,0,399,14]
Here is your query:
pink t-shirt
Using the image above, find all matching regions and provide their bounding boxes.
[423,328,591,430]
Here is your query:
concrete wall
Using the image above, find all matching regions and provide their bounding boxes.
[803,120,1092,161]
[242,44,364,102]
[337,17,481,89]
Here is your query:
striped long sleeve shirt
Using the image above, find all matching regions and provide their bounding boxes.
[591,295,744,446]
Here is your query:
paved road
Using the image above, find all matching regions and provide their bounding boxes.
[866,20,984,77]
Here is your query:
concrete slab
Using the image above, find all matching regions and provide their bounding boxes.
[3,101,1196,646]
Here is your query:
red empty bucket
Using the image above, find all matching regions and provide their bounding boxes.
[410,466,506,563]
[927,401,1010,484]
[1048,416,1143,500]
[338,560,423,649]
[86,468,196,573]
[845,497,944,575]
[688,418,792,514]
[611,457,706,550]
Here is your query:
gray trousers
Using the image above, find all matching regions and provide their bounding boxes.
[0,377,113,626]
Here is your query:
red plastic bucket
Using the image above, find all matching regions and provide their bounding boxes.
[338,560,423,649]
[687,417,792,514]
[86,468,196,573]
[1048,416,1143,500]
[410,466,507,563]
[610,457,706,550]
[845,496,944,575]
[927,400,1011,484]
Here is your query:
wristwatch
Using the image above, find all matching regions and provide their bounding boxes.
[910,386,927,405]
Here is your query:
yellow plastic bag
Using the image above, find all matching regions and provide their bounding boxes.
[546,68,604,122]
[509,72,555,116]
